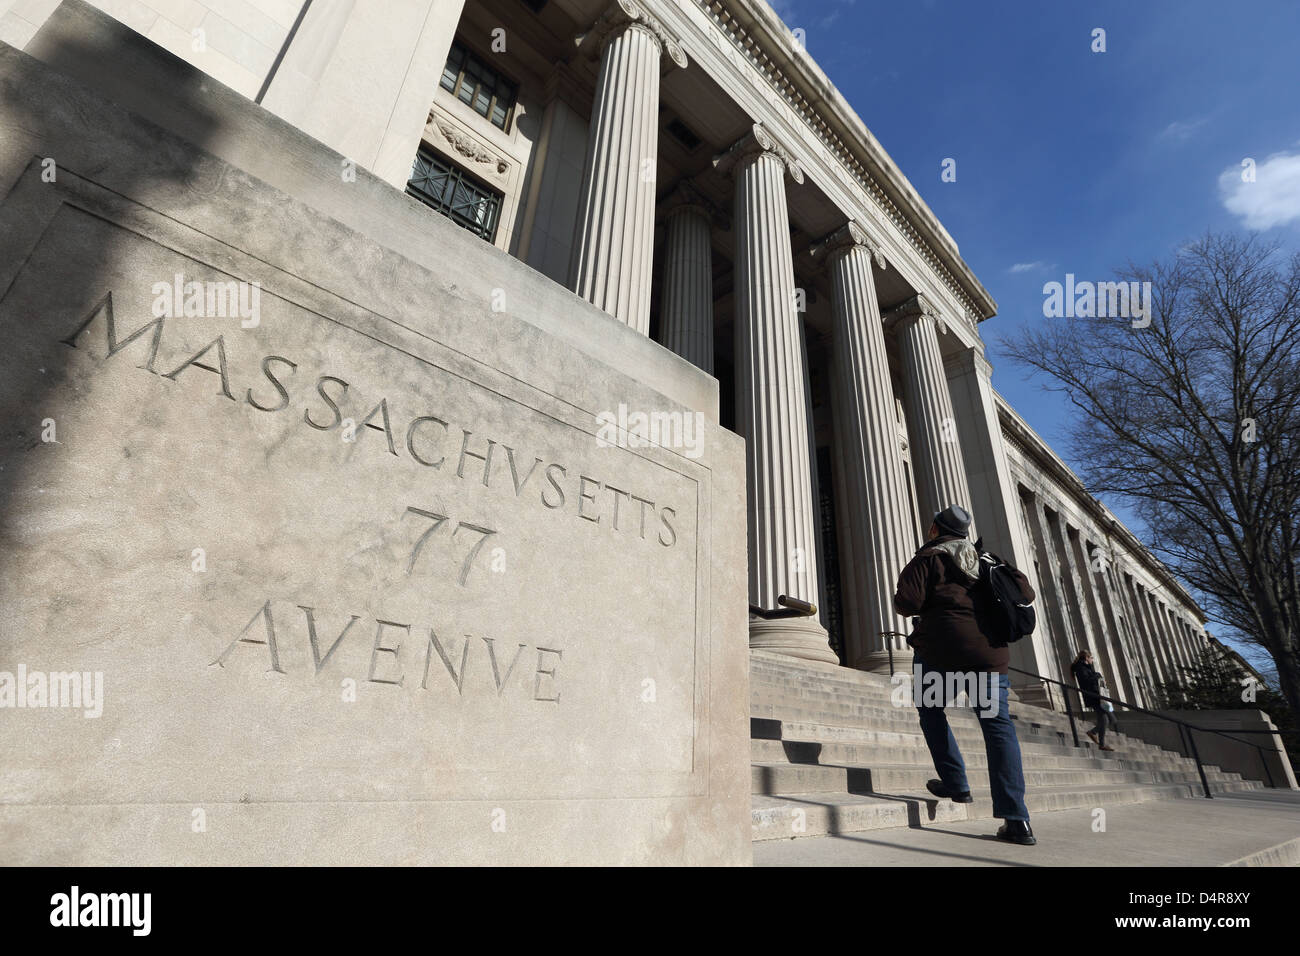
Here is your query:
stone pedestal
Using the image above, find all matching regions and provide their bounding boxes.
[717,124,835,664]
[0,12,751,865]
[570,0,686,334]
[813,222,916,673]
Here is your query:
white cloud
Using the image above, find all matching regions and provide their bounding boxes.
[770,0,855,30]
[1219,151,1300,230]
[768,0,802,25]
[1159,117,1208,142]
[1009,261,1051,273]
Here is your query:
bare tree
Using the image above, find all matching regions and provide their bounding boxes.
[1002,233,1300,719]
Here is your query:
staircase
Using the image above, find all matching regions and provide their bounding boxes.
[751,650,1264,842]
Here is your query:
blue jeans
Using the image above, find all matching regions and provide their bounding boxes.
[914,659,1030,821]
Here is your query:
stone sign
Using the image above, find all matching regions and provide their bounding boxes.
[0,29,748,865]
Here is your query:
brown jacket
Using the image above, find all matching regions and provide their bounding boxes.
[893,534,1035,674]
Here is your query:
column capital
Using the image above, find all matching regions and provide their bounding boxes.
[712,123,804,184]
[943,344,993,379]
[809,220,886,270]
[577,0,688,69]
[660,180,729,230]
[543,62,590,111]
[883,293,947,335]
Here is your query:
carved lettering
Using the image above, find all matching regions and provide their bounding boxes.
[457,430,496,486]
[482,637,527,696]
[304,375,349,430]
[161,335,236,401]
[61,292,164,372]
[368,620,407,686]
[59,297,685,550]
[505,446,543,496]
[210,599,284,673]
[423,629,469,693]
[299,605,361,674]
[246,355,297,412]
[406,415,448,468]
[358,398,398,456]
[534,647,562,703]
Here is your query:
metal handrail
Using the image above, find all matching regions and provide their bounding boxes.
[1008,666,1281,795]
[748,594,817,620]
[877,630,910,677]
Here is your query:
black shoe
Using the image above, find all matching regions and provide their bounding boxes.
[926,779,973,803]
[996,820,1037,845]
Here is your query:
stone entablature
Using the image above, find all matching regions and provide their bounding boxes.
[997,392,1209,705]
[996,392,1201,617]
[658,0,993,336]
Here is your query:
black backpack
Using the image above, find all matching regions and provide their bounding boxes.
[972,544,1036,648]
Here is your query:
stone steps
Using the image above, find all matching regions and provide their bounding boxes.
[749,652,1263,843]
[751,761,1254,796]
[749,704,1190,761]
[751,782,1233,841]
[750,717,1232,772]
[750,735,1247,781]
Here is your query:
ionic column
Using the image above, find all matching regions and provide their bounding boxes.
[1024,494,1079,692]
[716,124,835,664]
[570,0,687,334]
[1161,602,1190,682]
[885,295,975,533]
[1123,574,1162,699]
[1089,546,1141,704]
[1135,584,1172,690]
[1180,619,1203,669]
[1112,562,1155,706]
[810,222,915,672]
[658,184,722,373]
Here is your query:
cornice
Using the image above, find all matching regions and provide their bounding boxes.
[672,0,996,329]
[993,391,1203,619]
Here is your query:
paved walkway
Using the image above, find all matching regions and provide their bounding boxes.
[753,790,1300,866]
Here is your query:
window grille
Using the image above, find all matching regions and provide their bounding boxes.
[406,147,502,242]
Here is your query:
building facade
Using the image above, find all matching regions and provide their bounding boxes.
[1,0,1215,709]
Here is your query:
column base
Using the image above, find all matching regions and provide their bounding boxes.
[1011,681,1050,708]
[748,618,839,665]
[853,648,914,678]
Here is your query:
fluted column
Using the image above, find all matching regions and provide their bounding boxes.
[1025,494,1081,692]
[1135,584,1172,690]
[1111,562,1154,706]
[658,185,719,372]
[1089,547,1141,704]
[811,222,915,673]
[885,295,975,533]
[570,0,687,334]
[716,124,835,664]
[1162,604,1186,676]
[1122,573,1164,700]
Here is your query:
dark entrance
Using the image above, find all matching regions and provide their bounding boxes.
[816,444,845,663]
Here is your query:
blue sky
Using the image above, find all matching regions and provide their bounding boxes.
[769,0,1300,666]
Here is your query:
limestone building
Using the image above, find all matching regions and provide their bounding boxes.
[0,0,1214,711]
